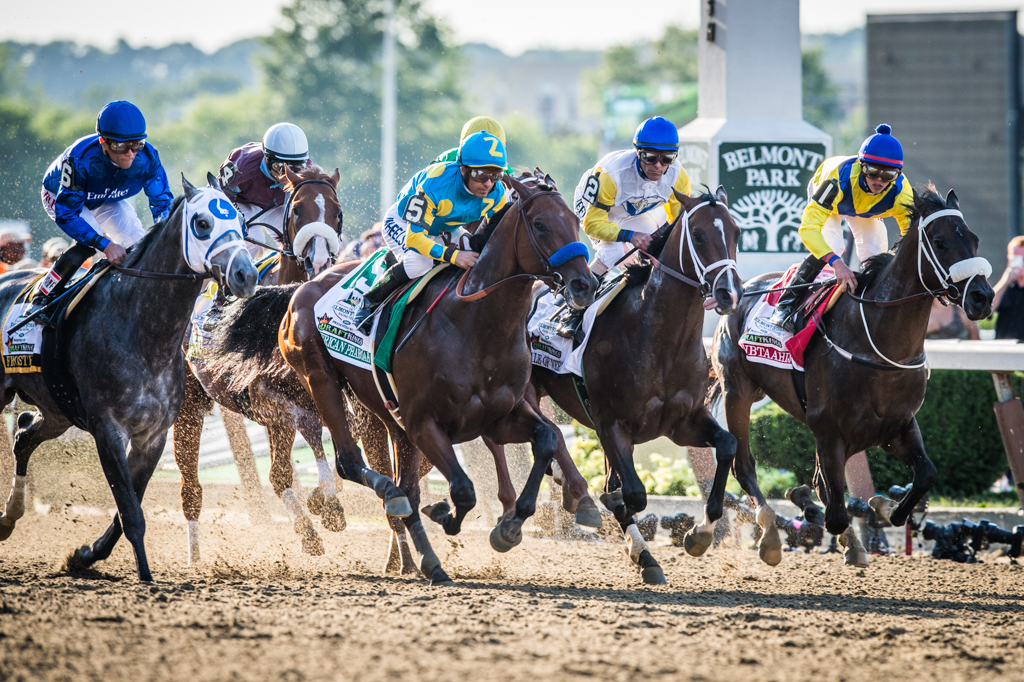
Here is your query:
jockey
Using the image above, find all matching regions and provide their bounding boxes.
[573,116,692,278]
[352,130,509,334]
[218,122,314,258]
[769,123,914,332]
[34,100,172,309]
[433,116,515,175]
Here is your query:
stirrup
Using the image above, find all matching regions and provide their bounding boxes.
[555,310,585,343]
[354,304,378,335]
[769,307,796,333]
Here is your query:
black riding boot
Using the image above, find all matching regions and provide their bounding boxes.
[354,262,412,334]
[31,242,94,307]
[555,306,586,343]
[768,255,825,333]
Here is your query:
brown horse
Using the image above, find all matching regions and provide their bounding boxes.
[483,186,744,583]
[173,166,344,562]
[712,188,994,567]
[276,175,596,585]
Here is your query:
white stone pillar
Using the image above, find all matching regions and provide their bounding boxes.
[677,0,832,335]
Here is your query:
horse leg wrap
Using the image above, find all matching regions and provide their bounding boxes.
[282,489,324,556]
[0,475,27,541]
[756,506,783,567]
[361,467,412,518]
[187,520,200,566]
[838,526,870,568]
[409,520,453,586]
[625,523,648,565]
[316,457,338,497]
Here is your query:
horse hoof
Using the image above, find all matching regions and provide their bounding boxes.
[307,487,326,516]
[844,550,870,568]
[489,519,523,553]
[295,518,324,556]
[574,496,603,529]
[868,495,895,524]
[384,495,412,518]
[422,499,452,525]
[641,565,668,585]
[758,529,783,567]
[430,566,454,587]
[63,545,93,572]
[683,529,714,557]
[16,411,35,430]
[0,517,14,542]
[320,496,347,532]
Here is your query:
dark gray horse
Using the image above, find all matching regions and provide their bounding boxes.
[0,176,257,582]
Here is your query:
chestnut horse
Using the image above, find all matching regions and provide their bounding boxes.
[277,175,596,585]
[484,186,744,584]
[173,166,344,562]
[712,188,994,567]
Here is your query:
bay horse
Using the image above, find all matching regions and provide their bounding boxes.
[275,174,596,585]
[173,166,344,562]
[484,186,744,584]
[712,187,994,567]
[0,176,257,581]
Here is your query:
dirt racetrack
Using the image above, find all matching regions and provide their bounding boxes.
[1,478,1022,682]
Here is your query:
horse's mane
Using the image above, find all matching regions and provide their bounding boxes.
[122,194,187,269]
[855,184,947,294]
[282,164,332,192]
[623,188,719,288]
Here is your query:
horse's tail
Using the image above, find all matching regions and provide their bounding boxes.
[705,369,724,410]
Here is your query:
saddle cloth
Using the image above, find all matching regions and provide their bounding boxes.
[528,276,628,377]
[739,264,842,371]
[2,300,43,373]
[312,248,391,370]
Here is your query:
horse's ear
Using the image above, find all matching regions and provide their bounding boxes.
[182,173,197,201]
[945,189,960,210]
[673,188,694,209]
[505,174,529,199]
[715,185,728,206]
[284,165,301,188]
[330,168,341,188]
[545,172,557,191]
[206,171,218,188]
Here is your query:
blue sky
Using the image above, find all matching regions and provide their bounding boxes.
[2,0,1023,54]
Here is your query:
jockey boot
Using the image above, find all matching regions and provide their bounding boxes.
[354,262,412,335]
[26,243,94,326]
[768,255,825,333]
[555,307,586,344]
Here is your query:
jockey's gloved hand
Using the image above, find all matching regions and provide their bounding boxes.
[629,232,652,250]
[103,243,128,266]
[833,259,857,293]
[454,250,478,269]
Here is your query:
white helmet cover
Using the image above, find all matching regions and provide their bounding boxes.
[263,122,309,161]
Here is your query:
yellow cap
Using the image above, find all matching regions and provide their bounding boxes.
[460,116,506,146]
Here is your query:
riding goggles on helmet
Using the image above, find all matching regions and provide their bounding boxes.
[638,150,677,166]
[467,168,502,184]
[267,158,305,175]
[104,139,146,153]
[860,163,901,183]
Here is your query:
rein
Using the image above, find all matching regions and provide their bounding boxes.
[455,187,581,302]
[638,200,738,296]
[245,178,341,264]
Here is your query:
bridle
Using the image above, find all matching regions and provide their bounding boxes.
[456,186,588,301]
[244,178,342,271]
[639,200,739,299]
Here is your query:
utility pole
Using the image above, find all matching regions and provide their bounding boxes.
[380,0,397,213]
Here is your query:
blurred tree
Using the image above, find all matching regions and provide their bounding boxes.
[802,48,841,131]
[261,0,465,237]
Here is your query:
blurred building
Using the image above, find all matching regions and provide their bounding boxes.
[867,11,1022,268]
[461,44,601,136]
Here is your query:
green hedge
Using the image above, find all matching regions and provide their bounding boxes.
[749,370,1018,497]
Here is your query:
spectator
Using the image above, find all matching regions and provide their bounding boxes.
[992,235,1024,340]
[339,223,385,262]
[40,237,70,268]
[0,232,28,273]
[927,298,980,340]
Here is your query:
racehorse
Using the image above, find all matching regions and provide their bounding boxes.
[485,186,744,584]
[0,176,257,581]
[273,174,596,585]
[173,166,344,562]
[712,187,994,567]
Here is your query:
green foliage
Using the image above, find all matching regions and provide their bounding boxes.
[502,115,599,194]
[260,0,466,236]
[749,370,1017,498]
[802,48,841,131]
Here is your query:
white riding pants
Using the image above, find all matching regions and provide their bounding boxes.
[589,210,663,271]
[820,214,888,263]
[236,202,286,260]
[381,203,468,278]
[41,188,145,248]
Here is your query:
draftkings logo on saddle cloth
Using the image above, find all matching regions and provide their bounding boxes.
[2,302,43,373]
[739,264,842,371]
[312,248,390,370]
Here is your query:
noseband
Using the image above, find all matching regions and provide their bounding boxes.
[245,178,343,268]
[642,201,739,298]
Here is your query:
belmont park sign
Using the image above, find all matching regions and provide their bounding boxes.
[718,142,826,253]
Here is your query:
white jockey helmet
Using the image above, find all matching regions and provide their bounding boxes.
[262,122,309,162]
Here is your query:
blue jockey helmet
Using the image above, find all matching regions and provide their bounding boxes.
[457,130,507,169]
[96,101,147,142]
[633,116,679,151]
[858,123,903,168]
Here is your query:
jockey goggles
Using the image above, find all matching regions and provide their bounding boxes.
[104,138,146,153]
[267,158,305,175]
[638,150,677,166]
[860,162,901,183]
[467,168,502,184]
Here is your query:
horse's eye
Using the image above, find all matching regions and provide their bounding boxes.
[198,219,211,233]
[933,238,945,251]
[533,218,546,232]
[692,230,706,247]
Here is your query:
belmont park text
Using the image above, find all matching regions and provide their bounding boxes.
[722,145,826,187]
